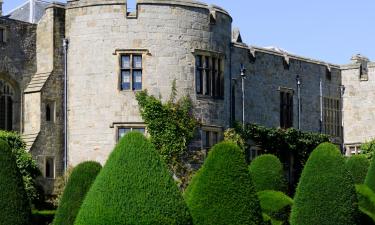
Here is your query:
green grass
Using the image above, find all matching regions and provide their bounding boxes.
[184,142,263,225]
[52,161,102,225]
[74,132,192,225]
[290,142,357,225]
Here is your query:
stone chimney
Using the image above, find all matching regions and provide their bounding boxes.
[0,0,3,16]
[351,54,369,65]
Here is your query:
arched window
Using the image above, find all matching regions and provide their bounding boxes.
[0,80,14,131]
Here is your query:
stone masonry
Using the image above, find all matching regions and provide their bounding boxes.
[0,0,374,194]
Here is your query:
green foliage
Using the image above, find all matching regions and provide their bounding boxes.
[356,184,375,222]
[257,190,293,225]
[224,128,246,150]
[0,130,42,205]
[366,156,375,192]
[361,139,375,160]
[53,161,102,225]
[32,210,55,225]
[74,132,192,225]
[249,154,287,192]
[290,142,357,225]
[184,142,263,225]
[0,139,31,225]
[346,155,370,184]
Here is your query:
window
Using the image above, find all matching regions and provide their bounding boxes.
[202,128,222,150]
[323,97,341,137]
[345,144,361,156]
[195,54,224,98]
[45,157,55,179]
[280,90,293,129]
[120,54,142,91]
[118,127,145,141]
[0,28,4,43]
[0,81,14,131]
[46,102,55,122]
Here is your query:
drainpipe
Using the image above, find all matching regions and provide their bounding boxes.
[319,78,323,133]
[29,0,35,23]
[296,75,301,130]
[63,38,69,173]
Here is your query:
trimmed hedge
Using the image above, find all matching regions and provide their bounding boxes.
[249,154,287,192]
[74,132,191,225]
[366,156,375,192]
[290,142,357,225]
[0,139,31,225]
[346,155,370,184]
[257,190,293,225]
[356,184,375,223]
[184,142,263,225]
[52,161,102,225]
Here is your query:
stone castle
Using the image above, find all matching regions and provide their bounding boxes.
[0,0,373,193]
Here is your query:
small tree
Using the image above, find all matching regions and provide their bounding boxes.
[0,139,31,225]
[346,155,370,184]
[184,142,263,225]
[53,161,102,225]
[249,154,287,192]
[361,139,375,160]
[74,132,192,225]
[290,143,357,225]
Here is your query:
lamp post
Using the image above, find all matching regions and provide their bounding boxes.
[240,64,247,127]
[296,75,301,130]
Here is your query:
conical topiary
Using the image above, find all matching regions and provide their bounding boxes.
[249,154,287,192]
[184,142,263,225]
[290,142,357,225]
[0,139,31,225]
[52,161,102,225]
[346,155,370,184]
[365,155,375,192]
[74,132,192,225]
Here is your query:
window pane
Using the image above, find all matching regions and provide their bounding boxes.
[133,55,142,68]
[0,29,3,42]
[121,70,131,90]
[196,55,202,67]
[121,55,131,69]
[196,69,202,94]
[133,128,145,134]
[118,128,131,140]
[45,157,54,179]
[7,97,12,131]
[133,70,142,90]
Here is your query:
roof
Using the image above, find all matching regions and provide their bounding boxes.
[6,0,51,23]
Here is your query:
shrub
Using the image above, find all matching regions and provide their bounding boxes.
[184,142,263,225]
[346,155,370,184]
[361,139,375,160]
[290,142,357,225]
[257,190,293,225]
[249,154,287,192]
[74,132,191,225]
[0,130,42,205]
[52,161,102,225]
[0,139,31,225]
[366,156,375,192]
[356,184,375,222]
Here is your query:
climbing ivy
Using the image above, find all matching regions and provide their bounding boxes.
[136,81,199,180]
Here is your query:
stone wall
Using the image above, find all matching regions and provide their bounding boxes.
[231,44,342,137]
[65,0,232,166]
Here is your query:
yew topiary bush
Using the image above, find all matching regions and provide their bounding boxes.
[290,142,357,225]
[74,132,192,225]
[249,154,287,192]
[184,142,263,225]
[0,139,31,225]
[52,161,102,225]
[346,155,370,184]
[365,155,375,192]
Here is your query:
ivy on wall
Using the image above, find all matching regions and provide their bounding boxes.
[135,81,200,183]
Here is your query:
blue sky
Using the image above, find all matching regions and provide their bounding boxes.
[3,0,374,64]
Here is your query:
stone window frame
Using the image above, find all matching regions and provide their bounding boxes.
[359,64,369,81]
[110,122,147,142]
[0,80,15,131]
[114,49,149,92]
[43,156,55,179]
[193,49,225,100]
[323,96,341,137]
[200,125,223,151]
[345,143,361,156]
[278,87,294,129]
[45,100,56,123]
[0,25,8,43]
